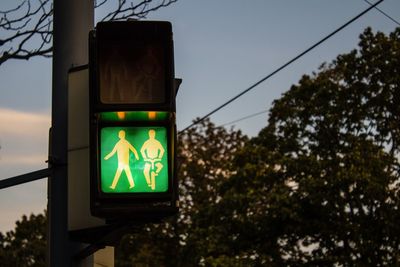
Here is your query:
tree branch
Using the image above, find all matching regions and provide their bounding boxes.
[0,0,178,66]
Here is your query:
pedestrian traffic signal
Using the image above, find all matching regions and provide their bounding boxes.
[89,21,178,220]
[101,127,168,193]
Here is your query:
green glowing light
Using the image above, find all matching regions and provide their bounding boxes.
[100,111,169,122]
[100,126,168,193]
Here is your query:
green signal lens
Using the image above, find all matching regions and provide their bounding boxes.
[100,126,168,193]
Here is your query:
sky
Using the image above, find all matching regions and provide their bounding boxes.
[0,0,399,232]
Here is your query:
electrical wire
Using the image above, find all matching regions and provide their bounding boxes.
[363,0,400,26]
[219,109,268,127]
[178,0,384,135]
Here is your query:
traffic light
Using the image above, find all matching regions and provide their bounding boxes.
[89,21,178,220]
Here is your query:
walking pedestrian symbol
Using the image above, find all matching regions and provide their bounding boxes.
[103,130,139,189]
[100,126,168,193]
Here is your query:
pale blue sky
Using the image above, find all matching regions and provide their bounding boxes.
[0,0,399,232]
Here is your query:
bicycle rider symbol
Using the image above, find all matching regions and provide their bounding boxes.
[140,129,165,190]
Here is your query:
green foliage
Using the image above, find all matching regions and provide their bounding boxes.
[2,27,400,266]
[115,119,248,266]
[0,212,47,267]
[176,119,248,266]
[116,27,400,266]
[116,223,178,267]
[213,27,400,266]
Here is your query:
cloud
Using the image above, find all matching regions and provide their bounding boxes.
[0,154,47,165]
[0,108,50,137]
[0,109,49,232]
[0,179,47,233]
[0,108,50,166]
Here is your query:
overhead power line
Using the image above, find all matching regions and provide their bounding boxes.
[178,0,384,135]
[219,109,268,127]
[363,0,400,26]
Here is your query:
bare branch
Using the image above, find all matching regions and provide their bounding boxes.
[0,0,177,66]
[95,0,108,9]
[0,1,27,14]
[101,0,177,21]
[0,0,52,66]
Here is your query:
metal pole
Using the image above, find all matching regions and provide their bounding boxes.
[49,0,94,266]
[0,168,51,189]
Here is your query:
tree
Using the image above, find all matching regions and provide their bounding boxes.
[209,27,400,266]
[3,27,400,266]
[176,119,247,266]
[0,0,177,66]
[0,212,47,267]
[115,119,248,266]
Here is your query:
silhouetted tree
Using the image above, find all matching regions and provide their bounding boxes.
[208,27,400,266]
[4,27,400,266]
[115,119,248,266]
[0,0,177,65]
[0,212,47,267]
